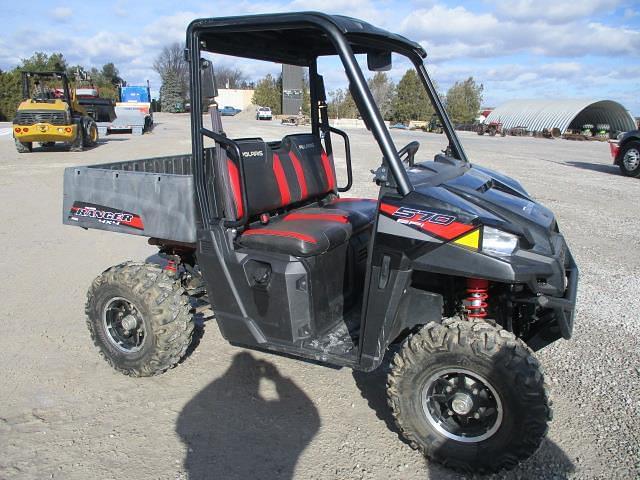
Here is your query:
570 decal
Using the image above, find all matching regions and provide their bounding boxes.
[68,202,144,230]
[379,203,473,240]
[391,206,456,226]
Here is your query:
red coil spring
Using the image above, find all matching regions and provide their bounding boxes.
[465,278,489,318]
[164,259,177,273]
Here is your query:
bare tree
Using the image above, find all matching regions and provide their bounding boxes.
[153,42,188,98]
[214,66,249,89]
[368,72,395,120]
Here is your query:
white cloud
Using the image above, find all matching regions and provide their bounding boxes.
[496,0,621,23]
[624,8,639,18]
[50,7,73,20]
[402,4,640,61]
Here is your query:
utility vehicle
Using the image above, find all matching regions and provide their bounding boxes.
[13,71,99,152]
[256,106,273,120]
[62,13,578,473]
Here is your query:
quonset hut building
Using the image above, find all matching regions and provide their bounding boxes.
[484,99,635,135]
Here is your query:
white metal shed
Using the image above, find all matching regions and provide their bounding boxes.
[484,99,635,134]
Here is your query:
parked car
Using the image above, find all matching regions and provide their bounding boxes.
[220,105,241,116]
[256,106,272,120]
[610,130,640,177]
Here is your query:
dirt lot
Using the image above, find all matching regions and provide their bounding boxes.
[1,113,638,479]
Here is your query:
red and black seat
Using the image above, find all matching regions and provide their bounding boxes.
[218,134,376,257]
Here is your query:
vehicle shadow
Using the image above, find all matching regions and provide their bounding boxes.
[564,161,620,176]
[176,352,320,480]
[353,360,575,479]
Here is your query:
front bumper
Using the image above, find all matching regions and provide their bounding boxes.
[13,123,77,142]
[513,235,579,349]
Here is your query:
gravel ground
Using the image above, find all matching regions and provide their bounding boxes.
[0,113,638,480]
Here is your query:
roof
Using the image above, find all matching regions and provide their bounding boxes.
[188,12,426,66]
[485,99,636,134]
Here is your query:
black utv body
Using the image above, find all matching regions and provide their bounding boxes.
[63,13,578,474]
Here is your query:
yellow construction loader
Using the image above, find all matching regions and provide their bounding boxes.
[12,71,98,153]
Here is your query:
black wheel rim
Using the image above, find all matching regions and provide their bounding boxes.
[421,368,502,443]
[102,297,146,353]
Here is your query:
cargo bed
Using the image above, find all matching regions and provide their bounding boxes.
[63,153,200,243]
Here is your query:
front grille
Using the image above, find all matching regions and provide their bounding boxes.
[13,111,68,126]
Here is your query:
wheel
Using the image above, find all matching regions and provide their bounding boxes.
[83,119,99,147]
[69,124,84,152]
[85,262,194,377]
[15,138,32,153]
[618,140,640,177]
[387,318,551,473]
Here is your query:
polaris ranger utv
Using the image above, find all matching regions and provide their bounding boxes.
[62,13,578,473]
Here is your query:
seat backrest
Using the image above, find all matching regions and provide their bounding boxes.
[282,134,336,201]
[220,134,337,222]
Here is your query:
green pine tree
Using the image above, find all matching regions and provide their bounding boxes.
[445,77,484,124]
[160,70,184,113]
[391,69,433,124]
[252,74,282,115]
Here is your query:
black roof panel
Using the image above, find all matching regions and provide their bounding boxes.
[188,12,426,65]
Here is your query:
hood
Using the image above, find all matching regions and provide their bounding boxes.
[406,157,556,254]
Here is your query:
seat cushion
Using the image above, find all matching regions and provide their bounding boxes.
[322,198,377,231]
[238,216,351,257]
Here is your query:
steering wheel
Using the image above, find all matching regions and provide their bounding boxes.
[397,141,420,166]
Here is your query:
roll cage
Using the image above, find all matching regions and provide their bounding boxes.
[186,12,468,229]
[21,71,73,104]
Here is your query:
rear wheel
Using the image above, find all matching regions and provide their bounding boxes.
[618,141,640,177]
[387,318,550,473]
[85,262,194,377]
[15,138,32,153]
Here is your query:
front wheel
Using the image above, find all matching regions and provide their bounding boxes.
[618,141,640,177]
[387,318,551,473]
[85,262,194,376]
[84,119,99,147]
[69,126,84,152]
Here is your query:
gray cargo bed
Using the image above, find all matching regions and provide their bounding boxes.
[63,154,198,243]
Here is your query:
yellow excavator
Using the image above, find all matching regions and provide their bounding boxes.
[12,71,98,153]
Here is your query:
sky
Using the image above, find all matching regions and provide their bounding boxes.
[1,0,638,115]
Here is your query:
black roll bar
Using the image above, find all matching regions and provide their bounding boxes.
[187,15,416,230]
[414,60,469,164]
[329,126,353,192]
[312,17,413,196]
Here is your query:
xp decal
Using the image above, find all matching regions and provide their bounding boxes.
[69,202,144,230]
[379,202,474,240]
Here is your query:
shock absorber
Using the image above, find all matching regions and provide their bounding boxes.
[465,278,489,319]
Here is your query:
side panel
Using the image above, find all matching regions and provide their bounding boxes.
[62,164,197,243]
[359,193,473,370]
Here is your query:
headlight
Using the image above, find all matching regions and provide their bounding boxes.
[482,227,518,256]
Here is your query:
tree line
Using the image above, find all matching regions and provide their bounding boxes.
[153,41,483,122]
[243,70,482,125]
[328,71,483,125]
[0,52,125,121]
